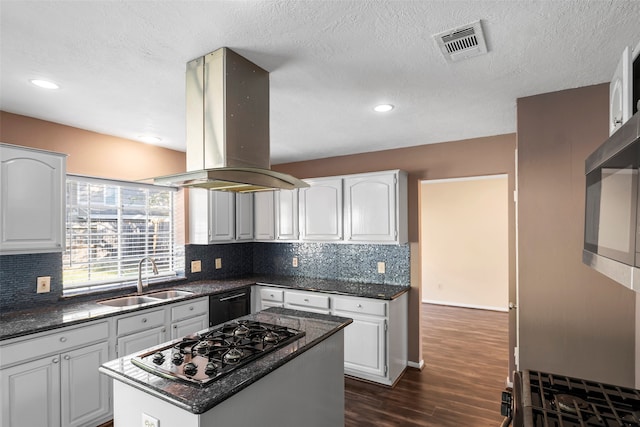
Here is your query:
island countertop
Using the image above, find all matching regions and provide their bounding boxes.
[99,307,352,414]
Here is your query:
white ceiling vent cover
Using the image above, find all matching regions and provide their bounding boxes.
[434,20,488,62]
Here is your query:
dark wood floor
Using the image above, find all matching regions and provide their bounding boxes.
[345,303,509,427]
[100,303,508,427]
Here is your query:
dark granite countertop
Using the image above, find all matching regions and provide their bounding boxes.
[99,307,352,414]
[0,275,408,341]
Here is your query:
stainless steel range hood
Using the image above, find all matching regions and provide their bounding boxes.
[154,48,308,192]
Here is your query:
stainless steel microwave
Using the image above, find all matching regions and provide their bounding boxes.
[583,111,640,292]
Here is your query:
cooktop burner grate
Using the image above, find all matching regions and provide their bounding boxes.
[525,370,640,426]
[131,320,305,386]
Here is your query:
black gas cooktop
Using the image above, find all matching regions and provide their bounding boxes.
[131,319,305,386]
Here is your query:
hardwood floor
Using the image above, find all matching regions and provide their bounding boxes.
[345,303,509,427]
[99,303,508,427]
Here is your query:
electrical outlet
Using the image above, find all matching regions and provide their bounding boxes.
[292,257,298,267]
[215,258,222,269]
[142,413,159,427]
[37,276,51,293]
[191,260,202,273]
[377,262,386,274]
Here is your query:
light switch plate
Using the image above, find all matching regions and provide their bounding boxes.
[215,258,222,269]
[142,413,159,427]
[292,257,298,267]
[377,262,386,274]
[191,260,202,273]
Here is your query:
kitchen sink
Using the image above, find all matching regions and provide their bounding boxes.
[145,290,193,299]
[98,295,162,307]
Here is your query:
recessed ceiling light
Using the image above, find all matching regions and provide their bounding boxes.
[30,79,60,90]
[138,135,162,144]
[374,104,394,113]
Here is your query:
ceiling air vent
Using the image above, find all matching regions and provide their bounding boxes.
[434,20,488,62]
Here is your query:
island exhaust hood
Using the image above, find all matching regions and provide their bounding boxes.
[154,48,308,192]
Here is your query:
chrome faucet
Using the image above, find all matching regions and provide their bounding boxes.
[137,256,159,294]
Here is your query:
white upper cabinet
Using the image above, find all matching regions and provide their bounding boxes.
[189,189,253,243]
[275,189,299,240]
[254,191,276,241]
[344,170,407,244]
[610,46,633,135]
[0,143,67,255]
[235,193,254,241]
[299,177,343,241]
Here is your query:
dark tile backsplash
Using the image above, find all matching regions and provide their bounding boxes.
[1,242,409,313]
[252,242,410,285]
[0,252,63,313]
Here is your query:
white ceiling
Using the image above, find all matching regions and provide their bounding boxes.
[1,1,639,164]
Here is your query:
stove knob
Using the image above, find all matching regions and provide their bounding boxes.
[152,352,165,365]
[204,363,218,376]
[171,352,184,365]
[183,362,198,376]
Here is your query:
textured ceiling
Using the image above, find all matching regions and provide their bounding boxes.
[1,1,640,164]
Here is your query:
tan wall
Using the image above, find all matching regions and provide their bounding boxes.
[274,134,517,367]
[0,111,186,180]
[421,176,509,311]
[517,84,636,387]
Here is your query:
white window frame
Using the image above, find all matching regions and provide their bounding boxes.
[63,174,181,293]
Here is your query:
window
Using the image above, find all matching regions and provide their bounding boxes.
[63,175,182,291]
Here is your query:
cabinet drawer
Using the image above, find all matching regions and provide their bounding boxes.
[171,298,208,322]
[117,309,165,336]
[0,321,109,368]
[259,288,284,302]
[333,296,386,317]
[284,291,330,309]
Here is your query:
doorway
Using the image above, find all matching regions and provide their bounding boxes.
[420,175,509,311]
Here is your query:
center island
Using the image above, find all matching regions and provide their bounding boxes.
[99,307,352,427]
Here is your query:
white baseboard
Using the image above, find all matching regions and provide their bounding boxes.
[422,299,509,313]
[407,359,425,370]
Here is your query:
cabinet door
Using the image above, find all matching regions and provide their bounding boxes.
[609,46,632,135]
[209,191,235,242]
[171,315,208,339]
[0,356,61,427]
[276,189,298,240]
[0,144,66,254]
[235,193,254,241]
[61,341,110,427]
[116,325,167,357]
[335,312,386,378]
[344,172,397,242]
[299,178,342,241]
[254,191,275,240]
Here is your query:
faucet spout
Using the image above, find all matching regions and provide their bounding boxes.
[137,257,159,294]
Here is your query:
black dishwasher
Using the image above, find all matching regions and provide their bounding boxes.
[209,287,251,327]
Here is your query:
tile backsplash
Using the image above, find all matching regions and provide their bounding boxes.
[1,242,409,313]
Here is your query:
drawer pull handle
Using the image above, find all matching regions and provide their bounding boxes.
[173,325,177,329]
[270,294,274,298]
[142,318,147,323]
[52,358,59,364]
[304,298,309,302]
[357,304,362,308]
[59,337,67,342]
[64,355,70,361]
[189,306,194,311]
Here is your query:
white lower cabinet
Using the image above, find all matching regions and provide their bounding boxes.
[0,321,111,427]
[284,290,331,315]
[115,308,167,357]
[255,287,285,311]
[170,297,209,339]
[254,285,408,386]
[61,341,110,427]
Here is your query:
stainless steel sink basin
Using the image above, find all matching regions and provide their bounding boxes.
[145,290,194,299]
[98,295,161,307]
